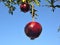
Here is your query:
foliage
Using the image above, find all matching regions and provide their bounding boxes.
[0,0,60,15]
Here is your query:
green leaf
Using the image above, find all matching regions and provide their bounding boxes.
[34,0,40,6]
[8,6,16,15]
[17,0,21,5]
[27,0,31,3]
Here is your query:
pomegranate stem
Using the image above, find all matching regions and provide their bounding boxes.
[32,4,34,22]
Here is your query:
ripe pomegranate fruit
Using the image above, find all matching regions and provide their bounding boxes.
[24,21,42,40]
[20,3,30,12]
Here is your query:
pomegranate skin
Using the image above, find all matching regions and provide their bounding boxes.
[24,22,42,40]
[20,3,30,12]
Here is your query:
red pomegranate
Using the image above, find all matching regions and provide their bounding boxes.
[20,3,30,12]
[24,21,42,40]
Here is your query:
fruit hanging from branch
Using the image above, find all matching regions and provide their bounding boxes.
[0,0,42,40]
[24,21,42,40]
[0,0,40,15]
[0,0,60,39]
[0,0,60,14]
[20,3,30,13]
[24,3,42,40]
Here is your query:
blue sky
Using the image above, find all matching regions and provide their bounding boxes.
[0,1,60,45]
